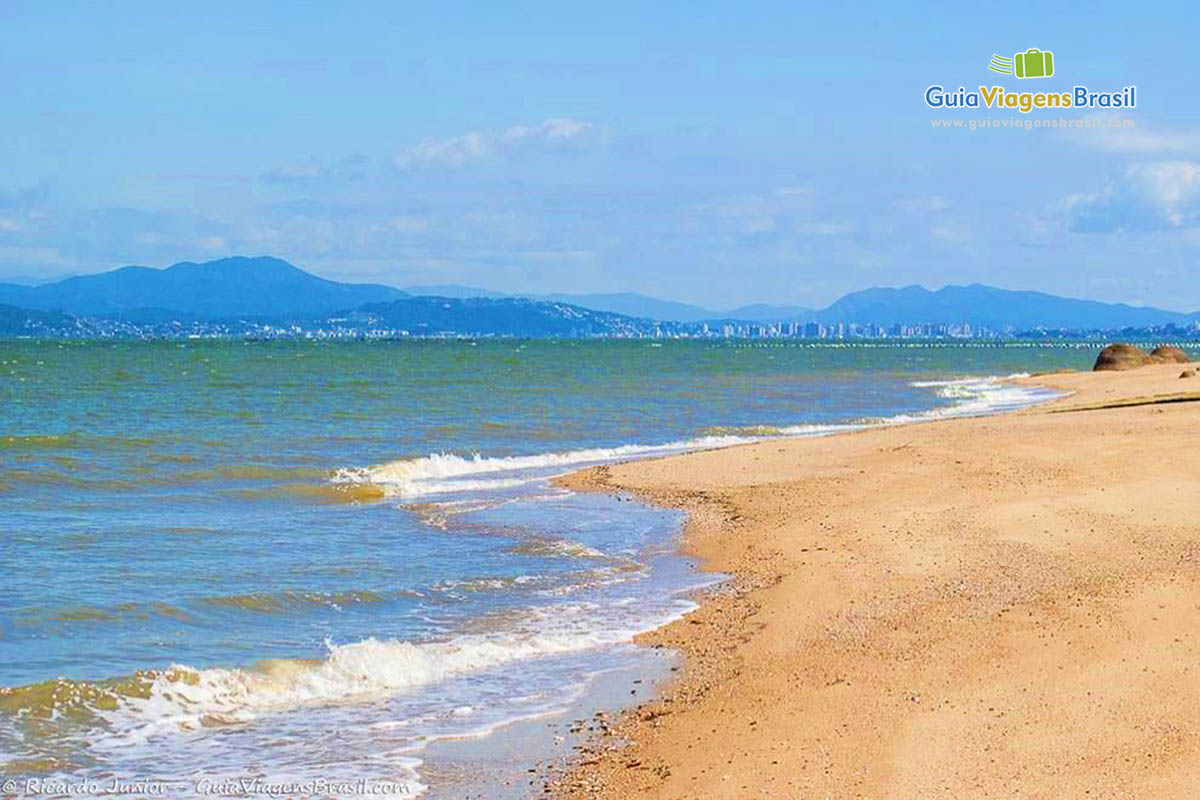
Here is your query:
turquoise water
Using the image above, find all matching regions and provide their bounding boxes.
[0,340,1105,793]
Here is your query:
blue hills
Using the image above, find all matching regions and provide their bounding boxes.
[398,287,808,323]
[0,256,409,318]
[0,259,808,324]
[812,284,1198,330]
[0,256,1196,336]
[350,296,646,337]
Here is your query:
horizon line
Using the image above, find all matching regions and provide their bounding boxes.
[1,254,1195,316]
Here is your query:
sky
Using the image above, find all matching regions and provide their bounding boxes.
[2,1,1200,310]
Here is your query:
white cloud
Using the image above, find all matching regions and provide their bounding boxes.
[391,215,429,234]
[892,194,951,214]
[0,244,76,272]
[397,131,491,168]
[930,221,971,245]
[1058,117,1200,155]
[1064,161,1200,233]
[697,196,778,235]
[500,117,595,145]
[795,221,852,236]
[393,118,601,169]
[261,154,369,184]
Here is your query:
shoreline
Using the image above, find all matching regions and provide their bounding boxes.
[547,363,1200,798]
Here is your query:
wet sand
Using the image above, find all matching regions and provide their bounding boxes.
[551,363,1200,798]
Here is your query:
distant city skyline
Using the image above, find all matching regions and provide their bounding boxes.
[3,2,1199,309]
[7,254,1200,318]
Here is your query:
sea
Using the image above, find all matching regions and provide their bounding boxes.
[0,339,1115,796]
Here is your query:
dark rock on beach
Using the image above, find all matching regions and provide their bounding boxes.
[1093,343,1192,372]
[1150,346,1191,364]
[1094,344,1152,371]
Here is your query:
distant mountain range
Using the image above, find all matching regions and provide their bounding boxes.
[0,256,1197,337]
[399,285,809,322]
[349,297,648,337]
[0,261,807,323]
[0,304,74,336]
[812,285,1197,329]
[0,257,409,318]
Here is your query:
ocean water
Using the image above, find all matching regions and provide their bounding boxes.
[0,340,1097,795]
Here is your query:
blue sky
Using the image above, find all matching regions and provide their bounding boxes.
[2,1,1199,310]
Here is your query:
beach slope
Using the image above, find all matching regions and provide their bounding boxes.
[554,363,1200,798]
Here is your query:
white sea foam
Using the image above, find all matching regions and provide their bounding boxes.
[38,371,1058,796]
[333,374,1057,499]
[95,627,639,750]
[332,436,755,499]
[902,374,1051,418]
[88,370,1042,791]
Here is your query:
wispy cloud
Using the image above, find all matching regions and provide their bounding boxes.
[260,154,370,184]
[698,196,778,235]
[392,118,602,168]
[795,221,852,236]
[1063,161,1200,233]
[391,215,429,234]
[892,194,951,215]
[1058,118,1200,155]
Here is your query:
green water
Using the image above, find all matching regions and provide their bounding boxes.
[0,339,1116,793]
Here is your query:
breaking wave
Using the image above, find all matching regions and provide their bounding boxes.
[332,373,1058,499]
[1,606,679,756]
[104,631,629,735]
[331,437,753,499]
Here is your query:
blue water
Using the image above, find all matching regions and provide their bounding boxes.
[0,339,1096,794]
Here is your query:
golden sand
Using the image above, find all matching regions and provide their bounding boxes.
[552,363,1200,798]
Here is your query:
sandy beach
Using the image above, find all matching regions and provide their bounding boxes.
[551,363,1200,798]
